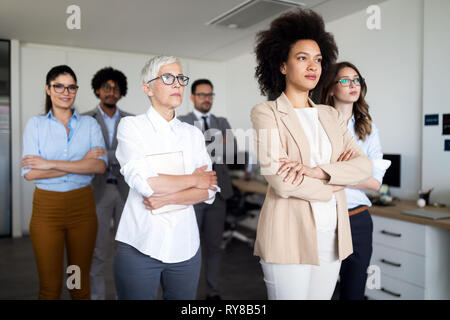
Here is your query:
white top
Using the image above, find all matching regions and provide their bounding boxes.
[295,108,338,262]
[345,116,388,209]
[115,106,219,263]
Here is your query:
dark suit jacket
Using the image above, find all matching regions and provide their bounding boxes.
[178,112,235,200]
[83,107,133,203]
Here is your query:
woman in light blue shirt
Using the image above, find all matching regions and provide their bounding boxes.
[320,61,388,300]
[21,65,107,299]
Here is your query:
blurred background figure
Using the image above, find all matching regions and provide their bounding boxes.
[84,67,133,300]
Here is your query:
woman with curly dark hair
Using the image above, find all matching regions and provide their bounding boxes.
[251,9,372,299]
[319,62,389,300]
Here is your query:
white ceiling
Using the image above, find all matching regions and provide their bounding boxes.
[0,0,385,61]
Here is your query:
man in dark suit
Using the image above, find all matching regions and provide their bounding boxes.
[178,79,235,300]
[83,67,133,300]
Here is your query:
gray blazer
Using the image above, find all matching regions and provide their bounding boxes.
[83,107,133,203]
[178,112,235,200]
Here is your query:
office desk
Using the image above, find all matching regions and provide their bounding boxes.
[370,200,450,230]
[231,181,450,230]
[231,178,267,195]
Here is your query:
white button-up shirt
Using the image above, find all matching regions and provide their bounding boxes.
[345,116,387,209]
[115,106,218,263]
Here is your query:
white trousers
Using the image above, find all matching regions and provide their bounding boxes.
[261,196,341,300]
[260,258,341,300]
[260,227,341,300]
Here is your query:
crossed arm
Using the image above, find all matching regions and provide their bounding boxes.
[22,147,107,181]
[115,117,219,211]
[277,150,380,192]
[276,150,355,193]
[250,104,372,201]
[142,165,218,210]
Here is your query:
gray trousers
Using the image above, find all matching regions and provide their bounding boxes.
[194,196,226,296]
[114,242,201,300]
[90,183,125,300]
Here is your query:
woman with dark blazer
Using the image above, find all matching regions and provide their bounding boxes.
[251,9,372,300]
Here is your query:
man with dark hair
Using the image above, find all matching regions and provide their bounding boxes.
[178,79,235,300]
[83,67,133,300]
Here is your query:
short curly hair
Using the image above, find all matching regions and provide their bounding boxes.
[255,9,338,101]
[91,67,128,97]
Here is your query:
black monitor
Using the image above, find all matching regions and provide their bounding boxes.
[382,154,401,187]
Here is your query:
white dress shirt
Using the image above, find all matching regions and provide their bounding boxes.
[295,108,338,263]
[345,116,386,210]
[115,106,219,263]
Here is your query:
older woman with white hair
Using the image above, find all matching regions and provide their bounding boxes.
[113,55,220,300]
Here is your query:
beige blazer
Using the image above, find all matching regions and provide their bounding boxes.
[251,93,372,265]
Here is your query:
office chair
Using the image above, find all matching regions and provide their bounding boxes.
[221,185,260,249]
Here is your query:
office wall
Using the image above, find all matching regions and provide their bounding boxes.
[225,0,424,200]
[225,53,263,134]
[13,0,448,235]
[16,43,227,235]
[422,0,450,205]
[326,0,424,200]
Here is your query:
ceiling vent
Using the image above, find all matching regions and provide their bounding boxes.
[206,0,305,29]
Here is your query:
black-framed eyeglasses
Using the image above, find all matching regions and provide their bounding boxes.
[51,83,79,94]
[194,93,215,98]
[147,73,190,86]
[335,78,365,87]
[101,84,121,94]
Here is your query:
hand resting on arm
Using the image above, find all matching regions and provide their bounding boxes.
[142,165,218,210]
[277,149,360,194]
[23,147,106,180]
